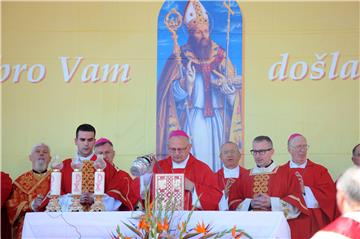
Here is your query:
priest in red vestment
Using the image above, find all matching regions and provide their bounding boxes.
[228,136,309,239]
[285,133,337,238]
[1,171,12,239]
[311,166,360,239]
[59,124,137,211]
[216,142,248,210]
[94,137,138,210]
[6,143,52,239]
[135,130,222,210]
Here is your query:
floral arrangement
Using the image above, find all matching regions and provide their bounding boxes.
[111,193,251,239]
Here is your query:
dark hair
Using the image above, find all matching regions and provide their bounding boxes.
[76,124,96,138]
[352,144,360,156]
[253,136,273,147]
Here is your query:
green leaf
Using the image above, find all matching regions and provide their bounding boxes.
[182,232,200,239]
[122,222,143,237]
[198,232,216,239]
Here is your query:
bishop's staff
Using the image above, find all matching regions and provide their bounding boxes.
[222,0,235,143]
[164,8,193,142]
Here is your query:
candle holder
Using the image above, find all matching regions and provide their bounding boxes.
[69,155,84,212]
[46,155,63,212]
[90,154,106,212]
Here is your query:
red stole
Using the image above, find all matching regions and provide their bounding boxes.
[323,216,360,238]
[193,48,224,117]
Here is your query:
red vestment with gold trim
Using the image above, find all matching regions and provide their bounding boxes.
[6,171,50,239]
[229,164,309,238]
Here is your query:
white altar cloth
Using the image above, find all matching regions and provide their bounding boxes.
[22,211,290,238]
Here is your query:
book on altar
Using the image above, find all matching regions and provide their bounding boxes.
[154,173,184,210]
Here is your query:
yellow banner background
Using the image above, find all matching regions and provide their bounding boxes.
[1,1,359,179]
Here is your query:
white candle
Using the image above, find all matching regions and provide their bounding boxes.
[94,171,105,195]
[50,171,61,196]
[71,171,82,195]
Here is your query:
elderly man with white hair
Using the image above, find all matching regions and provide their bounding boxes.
[6,143,52,239]
[311,166,360,238]
[283,133,337,238]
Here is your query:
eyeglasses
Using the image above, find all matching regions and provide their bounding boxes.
[250,148,272,155]
[291,145,310,150]
[168,146,188,153]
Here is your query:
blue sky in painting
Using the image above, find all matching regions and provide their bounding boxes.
[157,0,243,80]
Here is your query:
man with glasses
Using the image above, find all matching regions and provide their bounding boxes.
[149,130,222,210]
[228,135,309,238]
[352,144,360,166]
[284,133,337,238]
[94,138,116,167]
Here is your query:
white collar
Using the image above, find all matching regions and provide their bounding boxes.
[172,155,190,169]
[252,161,277,174]
[77,152,95,162]
[290,159,307,168]
[223,166,240,178]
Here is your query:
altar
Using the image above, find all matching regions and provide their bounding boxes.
[22,211,290,238]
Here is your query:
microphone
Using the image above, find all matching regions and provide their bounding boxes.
[130,154,156,177]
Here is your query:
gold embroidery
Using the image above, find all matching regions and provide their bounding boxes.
[253,174,270,194]
[281,200,290,218]
[82,161,94,193]
[288,195,308,211]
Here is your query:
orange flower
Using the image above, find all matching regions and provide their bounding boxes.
[232,225,236,237]
[157,217,169,232]
[194,221,208,234]
[231,226,244,239]
[138,217,150,232]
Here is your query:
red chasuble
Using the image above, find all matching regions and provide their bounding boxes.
[61,155,133,210]
[1,172,12,207]
[1,172,12,239]
[107,170,139,210]
[152,154,222,210]
[6,171,51,239]
[286,160,337,238]
[215,166,249,192]
[228,164,309,238]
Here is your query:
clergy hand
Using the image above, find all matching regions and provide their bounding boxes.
[184,178,195,193]
[295,171,305,194]
[80,192,94,205]
[224,178,236,198]
[221,81,236,95]
[251,193,271,210]
[32,194,44,212]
